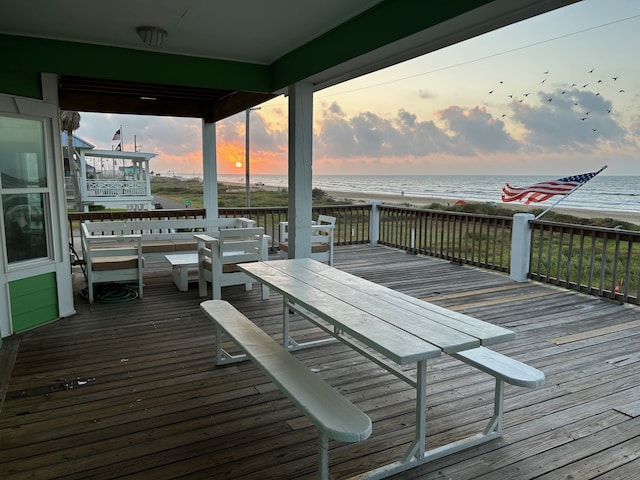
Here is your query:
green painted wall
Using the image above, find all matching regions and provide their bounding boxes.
[9,273,59,333]
[0,70,41,99]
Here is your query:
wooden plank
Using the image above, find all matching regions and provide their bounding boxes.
[553,320,640,345]
[3,246,640,479]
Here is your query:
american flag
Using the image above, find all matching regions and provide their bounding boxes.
[112,129,121,141]
[501,170,601,205]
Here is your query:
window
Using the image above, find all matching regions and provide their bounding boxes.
[1,116,51,264]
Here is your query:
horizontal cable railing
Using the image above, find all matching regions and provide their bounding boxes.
[377,205,512,272]
[529,219,640,305]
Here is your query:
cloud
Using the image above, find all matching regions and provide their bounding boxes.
[511,88,628,152]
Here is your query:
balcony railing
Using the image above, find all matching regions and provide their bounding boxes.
[86,179,148,197]
[68,204,640,305]
[377,205,512,272]
[529,219,640,304]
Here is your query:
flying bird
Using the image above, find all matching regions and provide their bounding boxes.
[588,68,594,73]
[489,90,494,94]
[582,83,589,88]
[612,76,618,81]
[541,79,546,84]
[580,117,587,121]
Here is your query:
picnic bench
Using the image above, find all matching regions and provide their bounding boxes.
[238,258,545,479]
[81,217,256,302]
[200,300,372,480]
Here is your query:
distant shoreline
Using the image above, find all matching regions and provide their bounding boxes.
[223,181,640,226]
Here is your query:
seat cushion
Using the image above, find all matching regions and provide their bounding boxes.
[92,255,143,271]
[141,241,175,253]
[172,240,198,251]
[279,242,328,253]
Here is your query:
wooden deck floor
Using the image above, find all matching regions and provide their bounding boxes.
[2,245,640,479]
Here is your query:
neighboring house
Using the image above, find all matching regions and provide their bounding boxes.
[62,132,156,211]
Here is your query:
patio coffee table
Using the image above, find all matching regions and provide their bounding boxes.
[165,253,199,292]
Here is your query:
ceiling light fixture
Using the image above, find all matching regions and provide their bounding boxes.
[136,26,168,47]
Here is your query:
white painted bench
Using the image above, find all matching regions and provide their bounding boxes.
[451,346,545,435]
[278,215,336,265]
[81,217,256,301]
[200,300,372,480]
[195,228,270,300]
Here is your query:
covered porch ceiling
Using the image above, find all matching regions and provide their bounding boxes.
[0,0,579,122]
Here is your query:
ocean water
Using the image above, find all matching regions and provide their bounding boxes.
[211,174,640,214]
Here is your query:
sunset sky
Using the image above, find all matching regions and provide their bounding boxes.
[76,0,640,177]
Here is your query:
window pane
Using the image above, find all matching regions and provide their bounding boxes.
[3,193,48,262]
[0,117,47,188]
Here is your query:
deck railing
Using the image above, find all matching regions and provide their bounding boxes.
[529,218,640,304]
[67,204,640,305]
[67,204,371,251]
[376,205,512,272]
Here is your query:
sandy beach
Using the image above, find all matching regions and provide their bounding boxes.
[229,182,640,225]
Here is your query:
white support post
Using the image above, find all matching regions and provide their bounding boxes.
[202,120,218,220]
[510,213,535,282]
[287,82,314,259]
[369,201,381,246]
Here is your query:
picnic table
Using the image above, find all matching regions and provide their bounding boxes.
[237,258,543,478]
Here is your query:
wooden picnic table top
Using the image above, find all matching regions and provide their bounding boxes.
[239,258,516,365]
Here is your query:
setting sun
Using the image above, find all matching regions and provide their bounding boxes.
[235,161,242,168]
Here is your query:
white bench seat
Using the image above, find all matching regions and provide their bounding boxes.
[451,346,545,437]
[200,300,372,479]
[451,346,545,388]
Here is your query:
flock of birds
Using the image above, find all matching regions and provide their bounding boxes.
[487,67,626,134]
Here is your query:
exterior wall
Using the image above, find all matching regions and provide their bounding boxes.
[9,273,59,333]
[0,73,75,339]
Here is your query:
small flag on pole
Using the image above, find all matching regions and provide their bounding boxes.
[112,129,121,141]
[501,169,603,205]
[114,143,121,151]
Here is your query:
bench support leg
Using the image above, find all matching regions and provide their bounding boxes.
[214,325,248,365]
[483,378,505,435]
[318,432,329,480]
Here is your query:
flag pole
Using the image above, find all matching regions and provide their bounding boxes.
[535,165,607,220]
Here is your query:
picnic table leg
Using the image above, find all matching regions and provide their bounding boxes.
[318,432,329,480]
[403,359,427,462]
[283,295,292,351]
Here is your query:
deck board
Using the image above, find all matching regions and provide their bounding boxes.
[2,245,640,479]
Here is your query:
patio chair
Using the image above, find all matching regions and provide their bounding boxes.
[278,215,336,265]
[196,227,269,300]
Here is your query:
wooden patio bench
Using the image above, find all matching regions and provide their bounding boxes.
[80,217,256,300]
[200,300,372,480]
[451,346,545,434]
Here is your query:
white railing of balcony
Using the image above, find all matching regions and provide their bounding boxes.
[85,179,148,197]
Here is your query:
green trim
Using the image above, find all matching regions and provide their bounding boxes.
[1,34,272,93]
[271,0,492,90]
[9,273,59,333]
[0,71,41,99]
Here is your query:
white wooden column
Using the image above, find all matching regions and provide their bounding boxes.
[287,82,314,259]
[202,120,218,220]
